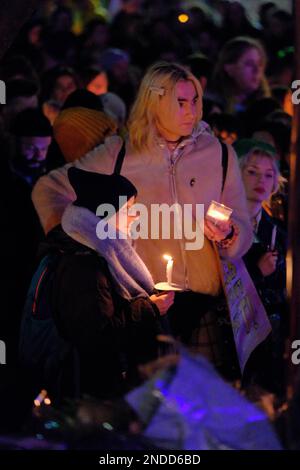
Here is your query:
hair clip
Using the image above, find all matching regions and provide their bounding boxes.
[149,86,165,96]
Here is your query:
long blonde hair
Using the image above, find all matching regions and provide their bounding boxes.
[128,62,203,154]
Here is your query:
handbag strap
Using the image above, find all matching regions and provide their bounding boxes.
[113,140,126,175]
[220,141,228,193]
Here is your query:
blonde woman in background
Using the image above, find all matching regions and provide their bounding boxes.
[236,138,287,396]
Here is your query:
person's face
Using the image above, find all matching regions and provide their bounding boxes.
[111,60,129,82]
[52,75,77,105]
[113,196,138,236]
[225,47,264,94]
[157,80,200,141]
[89,24,109,48]
[28,24,42,46]
[242,155,276,203]
[20,136,52,169]
[87,72,108,96]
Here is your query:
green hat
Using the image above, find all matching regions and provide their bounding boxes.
[233,138,277,160]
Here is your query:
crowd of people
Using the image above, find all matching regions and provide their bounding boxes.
[0,0,292,411]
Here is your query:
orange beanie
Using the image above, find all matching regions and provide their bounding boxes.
[53,107,117,162]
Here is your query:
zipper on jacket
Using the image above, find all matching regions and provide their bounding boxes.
[168,147,189,290]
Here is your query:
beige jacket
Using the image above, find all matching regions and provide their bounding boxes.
[32,123,252,293]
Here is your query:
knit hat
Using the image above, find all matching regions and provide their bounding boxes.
[11,108,52,137]
[62,88,104,112]
[100,48,129,71]
[233,138,277,160]
[68,167,137,216]
[53,107,117,162]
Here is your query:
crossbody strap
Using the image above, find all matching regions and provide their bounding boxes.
[113,140,126,175]
[220,141,228,194]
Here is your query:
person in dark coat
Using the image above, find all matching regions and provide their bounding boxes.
[46,167,174,399]
[1,110,51,366]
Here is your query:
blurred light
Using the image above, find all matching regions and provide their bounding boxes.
[102,422,114,431]
[34,389,48,407]
[45,420,60,430]
[178,13,189,24]
[44,398,51,405]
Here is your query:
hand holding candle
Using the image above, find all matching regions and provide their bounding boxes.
[205,201,233,242]
[206,200,233,223]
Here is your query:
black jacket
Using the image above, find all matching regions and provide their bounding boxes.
[243,209,287,321]
[41,226,163,398]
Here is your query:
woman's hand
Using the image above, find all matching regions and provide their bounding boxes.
[257,251,278,277]
[204,218,232,242]
[150,291,175,316]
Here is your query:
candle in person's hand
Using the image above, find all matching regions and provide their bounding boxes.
[206,200,233,223]
[163,254,173,285]
[270,225,277,251]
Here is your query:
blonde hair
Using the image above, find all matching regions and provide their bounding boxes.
[128,62,203,153]
[239,149,285,194]
[213,37,270,113]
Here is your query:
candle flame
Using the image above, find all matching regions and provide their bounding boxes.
[163,254,173,261]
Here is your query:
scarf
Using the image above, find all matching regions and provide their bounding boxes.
[62,204,155,300]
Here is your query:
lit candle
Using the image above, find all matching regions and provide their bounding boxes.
[163,254,173,286]
[270,225,277,251]
[206,200,233,223]
[206,208,229,221]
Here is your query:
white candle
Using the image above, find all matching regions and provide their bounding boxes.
[163,254,173,285]
[270,225,277,251]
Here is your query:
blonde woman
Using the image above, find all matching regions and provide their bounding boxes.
[32,62,252,378]
[236,139,287,394]
[212,37,270,114]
